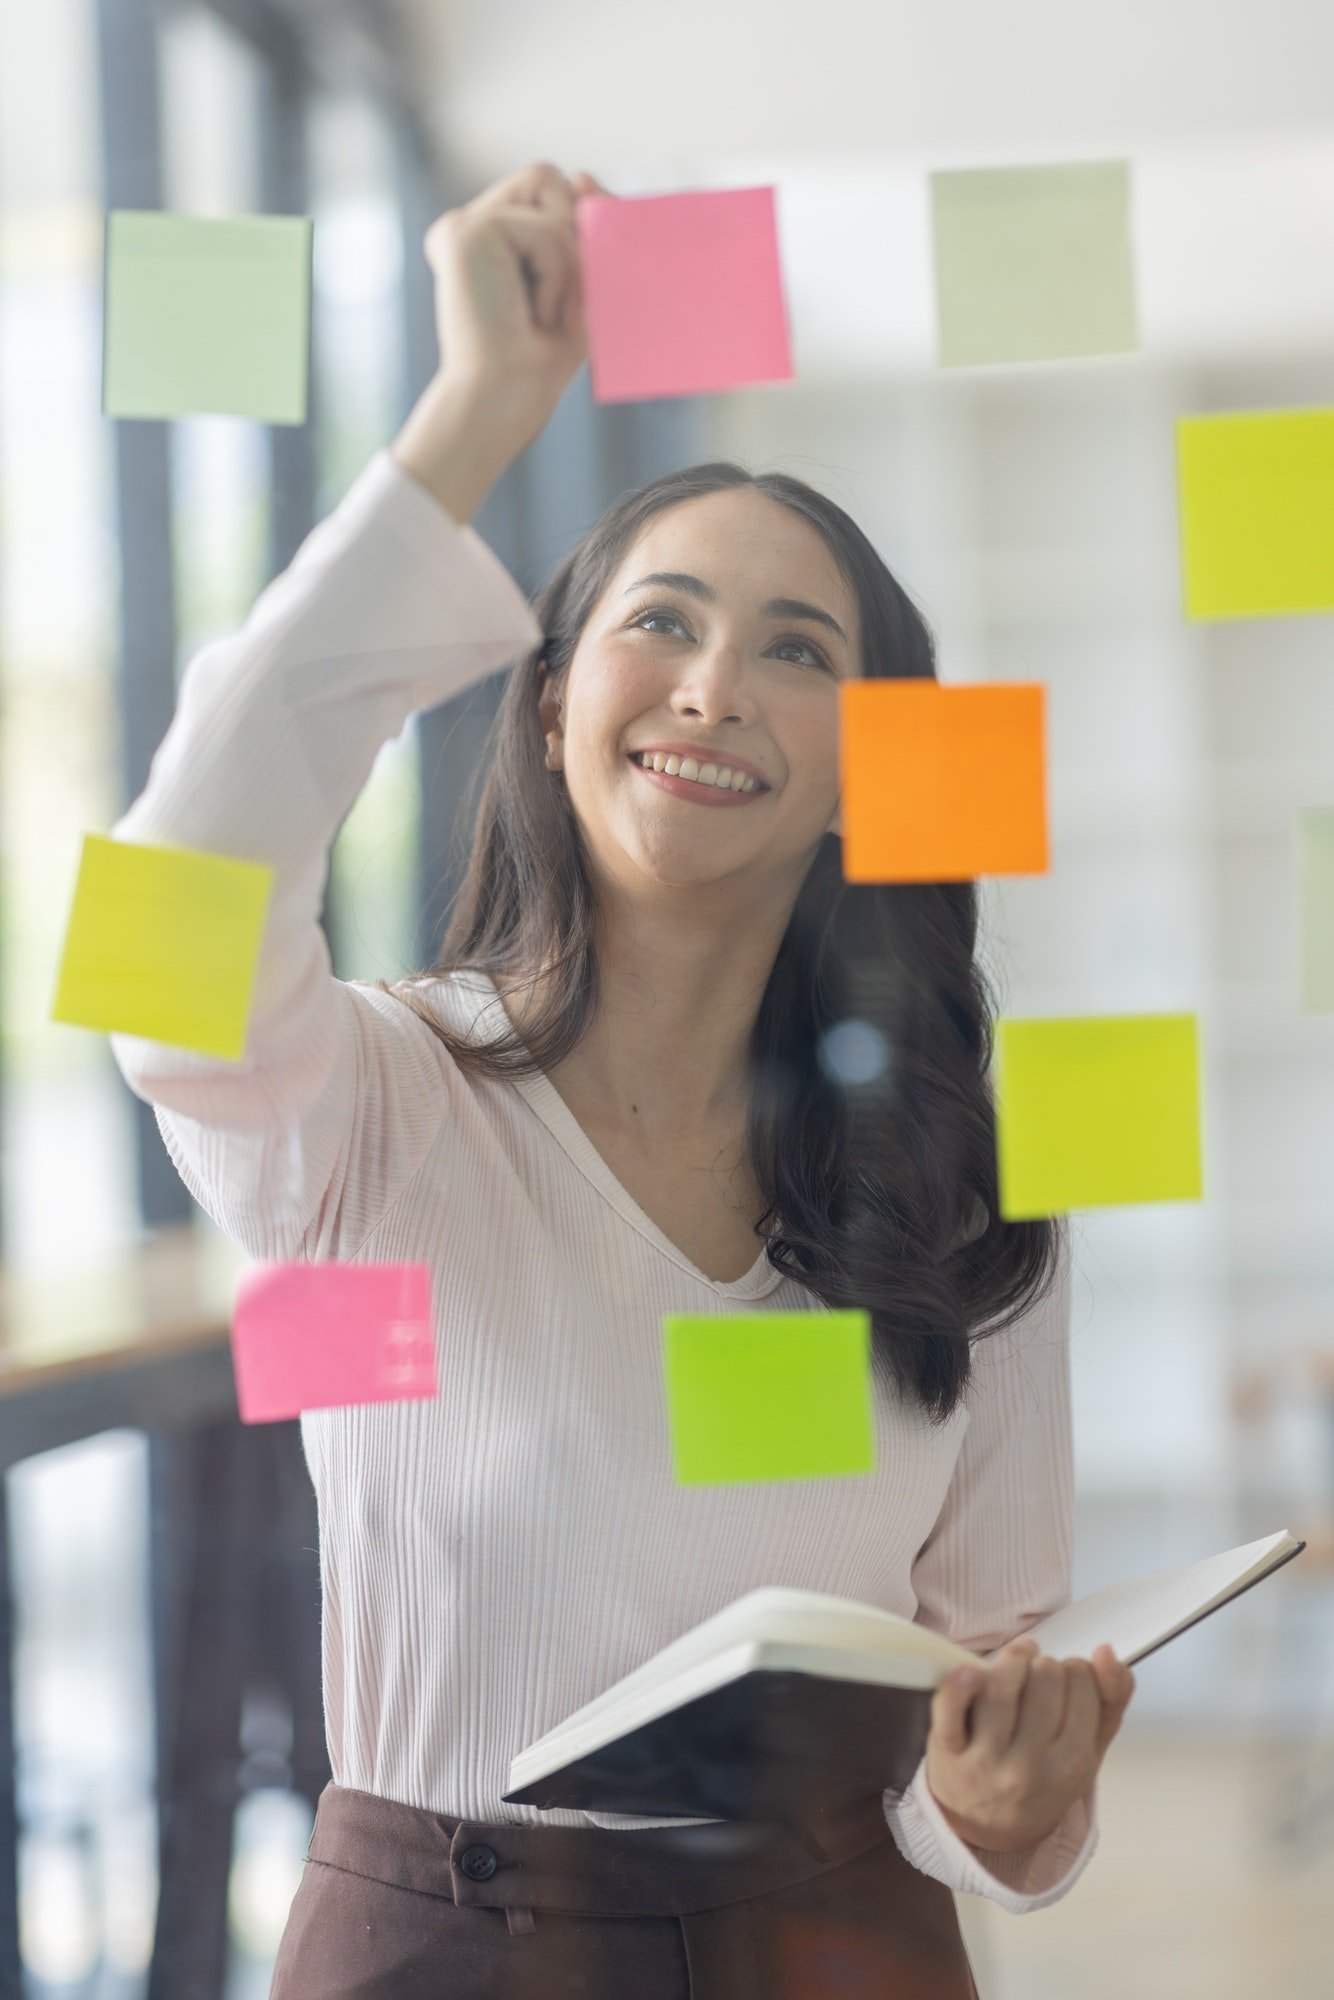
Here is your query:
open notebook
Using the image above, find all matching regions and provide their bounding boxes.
[503,1530,1304,1829]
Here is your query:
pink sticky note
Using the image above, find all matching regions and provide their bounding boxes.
[230,1261,437,1423]
[577,186,794,404]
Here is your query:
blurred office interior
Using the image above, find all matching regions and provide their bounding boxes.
[1,0,1333,1992]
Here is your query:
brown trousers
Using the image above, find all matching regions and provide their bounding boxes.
[269,1781,981,1998]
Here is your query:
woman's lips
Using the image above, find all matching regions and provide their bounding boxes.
[630,757,770,808]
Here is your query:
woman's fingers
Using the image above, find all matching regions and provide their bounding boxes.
[524,170,607,327]
[928,1640,1040,1768]
[960,1637,1040,1756]
[1089,1644,1136,1753]
[471,159,575,216]
[1051,1658,1102,1774]
[488,205,577,334]
[930,1662,982,1756]
[1092,1642,1136,1702]
[433,165,583,335]
[503,167,608,325]
[1006,1651,1070,1753]
[444,163,608,337]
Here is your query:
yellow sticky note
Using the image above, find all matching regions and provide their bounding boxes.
[1177,408,1334,620]
[51,832,274,1058]
[995,1014,1203,1219]
[663,1311,875,1486]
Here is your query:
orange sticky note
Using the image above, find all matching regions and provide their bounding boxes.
[576,186,794,404]
[839,681,1048,883]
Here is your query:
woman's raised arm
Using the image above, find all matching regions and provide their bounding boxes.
[108,162,605,1265]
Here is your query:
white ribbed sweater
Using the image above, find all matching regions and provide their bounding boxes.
[108,448,1098,1916]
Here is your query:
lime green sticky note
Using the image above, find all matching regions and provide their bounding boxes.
[995,1014,1203,1219]
[51,832,275,1058]
[102,211,312,423]
[931,160,1138,368]
[1297,809,1334,1011]
[1176,409,1334,621]
[662,1311,875,1486]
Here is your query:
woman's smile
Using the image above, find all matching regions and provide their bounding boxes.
[627,749,771,808]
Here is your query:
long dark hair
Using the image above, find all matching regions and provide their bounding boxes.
[378,460,1062,1425]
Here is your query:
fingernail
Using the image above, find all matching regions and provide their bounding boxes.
[954,1668,980,1691]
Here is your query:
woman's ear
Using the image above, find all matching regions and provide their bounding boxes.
[536,656,565,773]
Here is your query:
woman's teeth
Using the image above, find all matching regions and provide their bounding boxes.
[633,751,761,792]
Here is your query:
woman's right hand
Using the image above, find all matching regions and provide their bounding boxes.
[423,160,611,464]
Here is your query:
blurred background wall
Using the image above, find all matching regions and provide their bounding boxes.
[1,1,1332,1993]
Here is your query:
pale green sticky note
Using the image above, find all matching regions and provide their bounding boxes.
[1297,809,1334,1011]
[102,210,312,422]
[995,1014,1203,1219]
[931,160,1138,368]
[1177,409,1334,621]
[662,1311,875,1486]
[51,832,275,1058]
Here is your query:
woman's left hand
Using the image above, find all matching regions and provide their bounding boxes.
[923,1635,1135,1854]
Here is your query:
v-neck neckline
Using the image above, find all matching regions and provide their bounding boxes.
[450,971,785,1302]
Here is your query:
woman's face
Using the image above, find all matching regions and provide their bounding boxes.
[541,488,862,903]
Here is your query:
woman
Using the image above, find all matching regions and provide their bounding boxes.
[110,160,1135,1997]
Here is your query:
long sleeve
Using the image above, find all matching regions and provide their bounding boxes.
[883,1235,1101,1914]
[107,449,544,1264]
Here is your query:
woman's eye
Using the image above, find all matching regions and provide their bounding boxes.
[630,607,832,671]
[773,640,833,670]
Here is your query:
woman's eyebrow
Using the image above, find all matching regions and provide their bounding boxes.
[621,569,849,648]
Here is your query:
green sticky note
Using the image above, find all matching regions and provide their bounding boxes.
[662,1311,875,1486]
[1297,809,1334,1011]
[102,210,312,423]
[995,1013,1203,1219]
[931,160,1138,368]
[1177,409,1334,620]
[51,832,275,1058]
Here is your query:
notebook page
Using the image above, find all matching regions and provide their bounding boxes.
[515,1589,936,1762]
[993,1533,1294,1664]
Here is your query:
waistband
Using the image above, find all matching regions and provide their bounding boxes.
[306,1780,893,1924]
